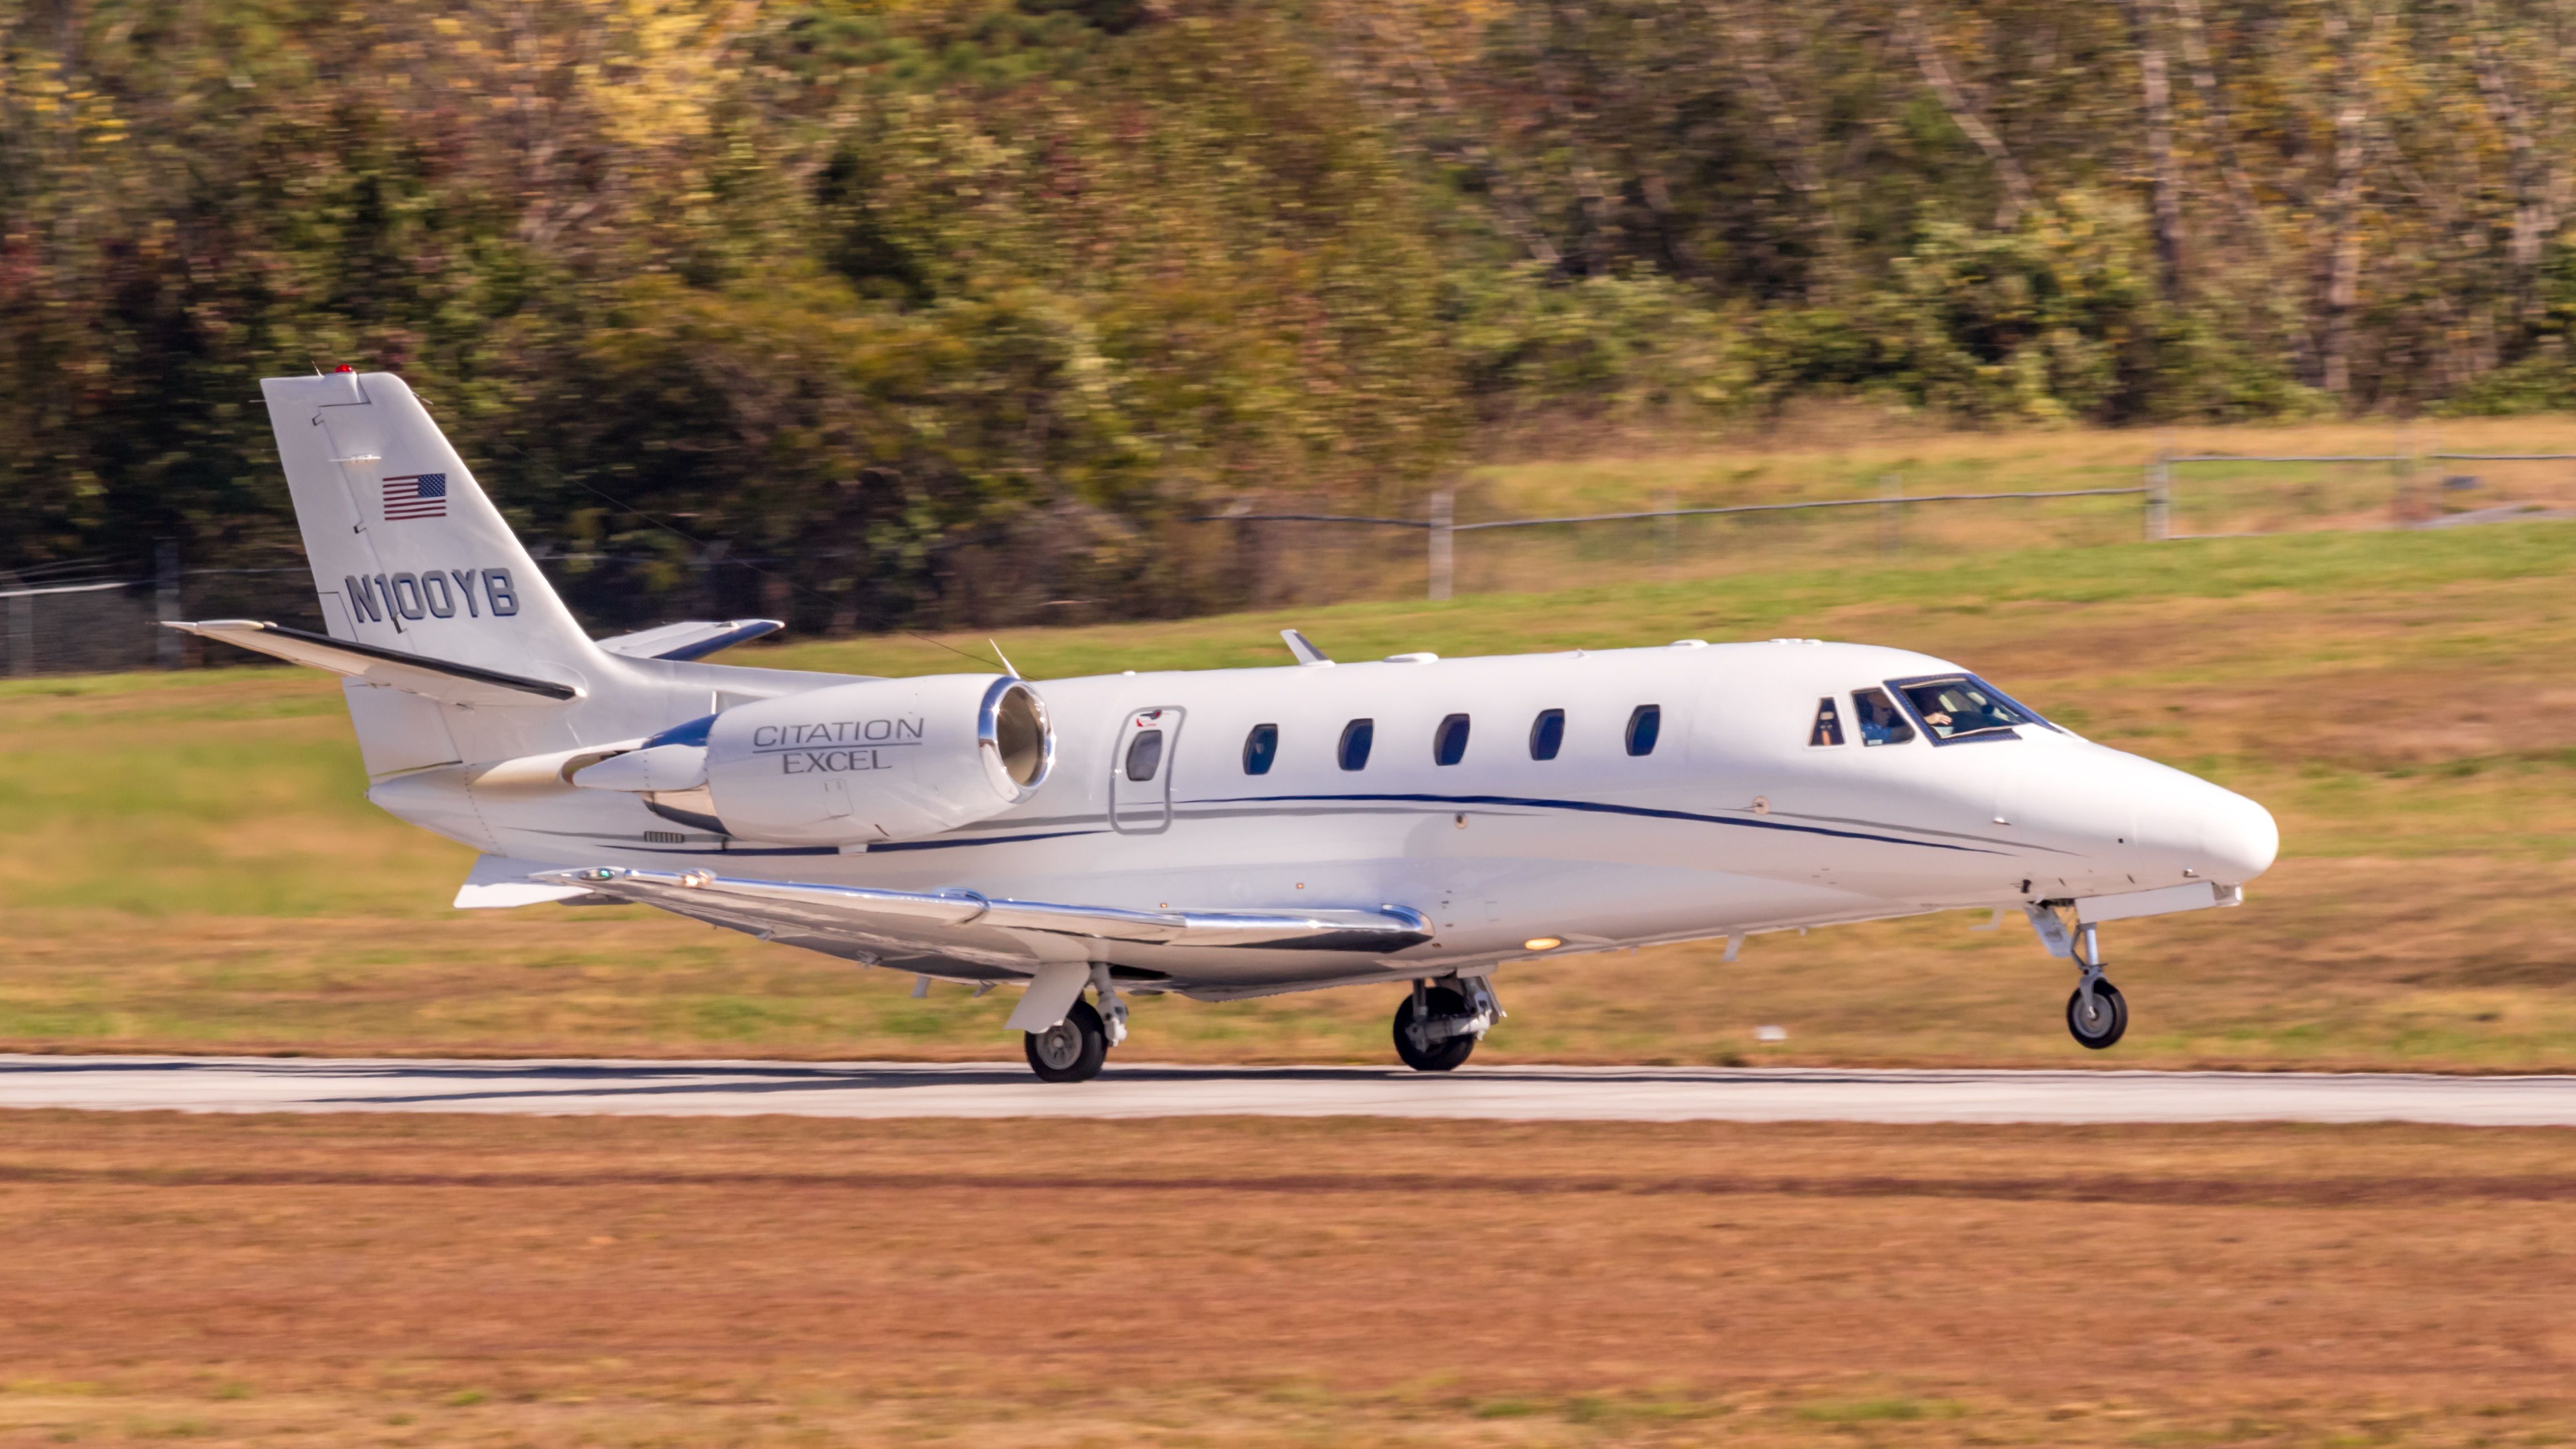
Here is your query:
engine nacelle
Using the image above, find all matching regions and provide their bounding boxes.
[575,674,1053,844]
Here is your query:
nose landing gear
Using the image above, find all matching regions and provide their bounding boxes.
[2064,920,2127,1050]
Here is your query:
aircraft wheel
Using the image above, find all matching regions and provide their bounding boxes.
[1025,999,1109,1082]
[2065,979,2128,1050]
[1393,987,1477,1072]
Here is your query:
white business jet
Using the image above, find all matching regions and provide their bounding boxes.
[176,371,2278,1081]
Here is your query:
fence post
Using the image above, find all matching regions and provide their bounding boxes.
[1879,473,1903,554]
[2394,425,2421,526]
[1427,487,1454,602]
[6,580,31,678]
[155,541,184,669]
[2144,452,2172,541]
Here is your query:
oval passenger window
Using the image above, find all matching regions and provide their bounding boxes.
[1434,713,1470,766]
[1338,718,1375,772]
[1529,708,1565,761]
[1625,704,1662,757]
[1124,729,1165,782]
[1242,723,1279,775]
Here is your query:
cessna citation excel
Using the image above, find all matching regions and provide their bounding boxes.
[179,371,2279,1081]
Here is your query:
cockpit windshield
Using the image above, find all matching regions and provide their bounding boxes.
[1893,676,2034,741]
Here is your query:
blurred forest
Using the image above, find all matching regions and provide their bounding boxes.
[8,0,2576,631]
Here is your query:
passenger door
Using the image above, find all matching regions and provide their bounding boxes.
[1109,706,1184,834]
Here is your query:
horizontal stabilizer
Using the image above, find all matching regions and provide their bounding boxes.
[169,620,582,705]
[594,619,784,662]
[540,866,1432,954]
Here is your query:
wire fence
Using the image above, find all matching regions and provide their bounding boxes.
[6,447,2573,678]
[1199,449,2576,602]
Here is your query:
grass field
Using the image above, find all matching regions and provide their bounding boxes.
[3,521,2574,1068]
[0,1112,2569,1447]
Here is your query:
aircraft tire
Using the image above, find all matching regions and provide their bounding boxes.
[2065,979,2128,1050]
[1393,987,1478,1072]
[1025,1000,1109,1082]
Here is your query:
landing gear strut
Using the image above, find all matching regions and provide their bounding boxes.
[2063,920,2127,1050]
[1393,976,1501,1072]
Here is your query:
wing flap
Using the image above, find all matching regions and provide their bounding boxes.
[538,867,1432,956]
[455,854,591,908]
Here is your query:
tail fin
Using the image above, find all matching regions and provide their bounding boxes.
[262,371,603,680]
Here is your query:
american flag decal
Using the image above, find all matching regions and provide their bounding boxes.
[381,472,448,520]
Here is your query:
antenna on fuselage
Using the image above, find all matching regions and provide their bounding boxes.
[988,638,1021,678]
[1281,629,1333,666]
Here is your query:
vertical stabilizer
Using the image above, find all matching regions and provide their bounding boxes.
[262,371,603,681]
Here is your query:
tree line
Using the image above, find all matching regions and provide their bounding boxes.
[4,0,2572,632]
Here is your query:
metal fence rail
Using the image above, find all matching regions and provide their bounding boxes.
[1201,482,2163,600]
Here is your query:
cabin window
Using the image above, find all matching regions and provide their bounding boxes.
[1338,718,1375,771]
[1433,713,1471,766]
[1123,729,1165,782]
[1242,723,1279,775]
[1893,677,2028,742]
[1625,704,1662,757]
[1852,688,1915,746]
[1808,697,1845,747]
[1529,709,1565,761]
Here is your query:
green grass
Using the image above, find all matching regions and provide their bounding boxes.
[3,523,2573,1066]
[759,522,2576,676]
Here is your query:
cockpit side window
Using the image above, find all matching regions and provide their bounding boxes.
[1891,676,2030,742]
[1851,688,1915,746]
[1808,697,1845,747]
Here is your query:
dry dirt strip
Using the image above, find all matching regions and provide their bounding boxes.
[3,1055,2574,1124]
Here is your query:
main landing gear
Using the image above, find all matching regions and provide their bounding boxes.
[1393,976,1502,1071]
[1025,1000,1109,1082]
[2064,920,2127,1051]
[1023,966,1130,1083]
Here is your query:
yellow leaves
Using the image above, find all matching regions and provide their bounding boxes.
[579,0,761,155]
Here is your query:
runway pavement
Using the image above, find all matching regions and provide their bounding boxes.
[2,1055,2573,1124]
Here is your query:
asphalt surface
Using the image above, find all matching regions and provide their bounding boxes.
[2,1055,2572,1124]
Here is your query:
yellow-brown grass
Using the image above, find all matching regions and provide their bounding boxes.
[0,1112,2569,1447]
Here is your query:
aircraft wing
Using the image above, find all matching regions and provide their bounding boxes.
[535,866,1432,978]
[166,620,581,705]
[593,619,784,661]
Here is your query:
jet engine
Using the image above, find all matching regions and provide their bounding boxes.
[572,674,1053,844]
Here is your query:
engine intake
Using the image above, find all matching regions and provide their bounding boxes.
[574,674,1053,844]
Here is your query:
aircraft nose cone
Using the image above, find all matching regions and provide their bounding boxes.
[2201,786,2279,884]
